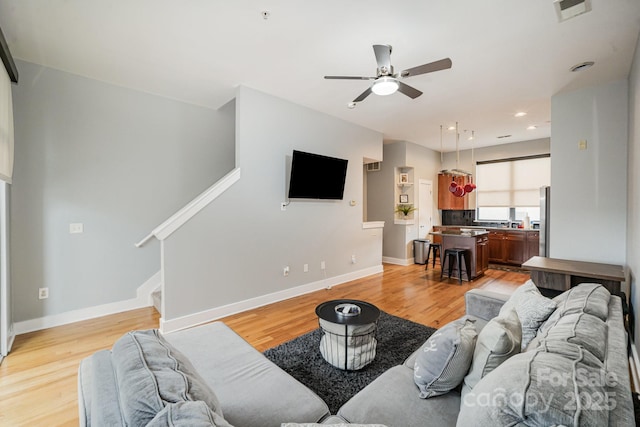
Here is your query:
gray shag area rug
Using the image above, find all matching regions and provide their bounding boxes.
[263,311,436,413]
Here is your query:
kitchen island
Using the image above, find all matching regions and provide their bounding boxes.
[428,229,489,281]
[433,225,539,266]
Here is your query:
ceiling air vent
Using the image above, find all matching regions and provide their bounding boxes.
[366,162,381,172]
[554,0,592,22]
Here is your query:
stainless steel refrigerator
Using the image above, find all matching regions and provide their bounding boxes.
[539,186,550,257]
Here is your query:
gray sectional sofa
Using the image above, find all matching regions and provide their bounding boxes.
[78,282,635,426]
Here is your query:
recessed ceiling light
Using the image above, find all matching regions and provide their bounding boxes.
[570,61,594,72]
[347,102,356,109]
[527,125,537,130]
[447,126,456,131]
[514,112,527,118]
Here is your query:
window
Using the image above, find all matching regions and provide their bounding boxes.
[475,155,550,221]
[477,207,510,221]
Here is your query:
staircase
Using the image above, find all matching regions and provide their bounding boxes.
[151,286,162,315]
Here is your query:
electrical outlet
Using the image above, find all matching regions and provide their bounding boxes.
[303,264,309,273]
[351,255,356,264]
[283,266,290,276]
[38,287,49,299]
[320,261,326,270]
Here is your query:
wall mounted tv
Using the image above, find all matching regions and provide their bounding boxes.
[288,150,348,200]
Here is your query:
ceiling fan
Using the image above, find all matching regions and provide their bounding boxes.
[324,44,452,103]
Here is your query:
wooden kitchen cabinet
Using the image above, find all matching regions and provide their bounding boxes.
[525,231,539,261]
[488,230,506,263]
[437,174,467,210]
[488,229,540,266]
[505,231,526,265]
[476,234,489,275]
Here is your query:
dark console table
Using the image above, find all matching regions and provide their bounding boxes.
[521,256,625,296]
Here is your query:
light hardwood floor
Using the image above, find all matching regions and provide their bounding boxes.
[0,263,527,426]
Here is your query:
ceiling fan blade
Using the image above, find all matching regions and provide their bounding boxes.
[324,75,375,80]
[353,87,373,103]
[400,58,452,78]
[397,82,423,99]
[372,44,392,70]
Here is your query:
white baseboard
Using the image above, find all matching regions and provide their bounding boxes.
[382,256,414,266]
[160,264,384,334]
[14,271,162,335]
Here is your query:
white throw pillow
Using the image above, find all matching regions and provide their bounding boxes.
[499,280,556,349]
[462,307,521,393]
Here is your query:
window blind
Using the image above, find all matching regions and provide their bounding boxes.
[0,64,13,183]
[476,156,550,207]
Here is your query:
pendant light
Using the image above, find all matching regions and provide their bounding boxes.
[444,123,476,198]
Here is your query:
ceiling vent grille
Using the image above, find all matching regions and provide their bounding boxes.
[554,0,592,22]
[366,162,381,172]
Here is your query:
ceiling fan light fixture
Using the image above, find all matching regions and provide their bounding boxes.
[371,76,399,96]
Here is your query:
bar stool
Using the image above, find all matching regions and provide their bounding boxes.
[425,243,442,270]
[441,248,471,284]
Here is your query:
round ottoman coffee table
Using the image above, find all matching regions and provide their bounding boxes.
[315,299,380,370]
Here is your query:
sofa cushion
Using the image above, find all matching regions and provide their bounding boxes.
[499,280,555,349]
[551,312,607,362]
[462,307,521,394]
[78,350,125,427]
[528,312,608,366]
[147,401,233,427]
[457,351,609,427]
[538,283,611,337]
[111,329,223,426]
[414,317,477,398]
[164,321,331,427]
[338,365,461,427]
[552,283,610,321]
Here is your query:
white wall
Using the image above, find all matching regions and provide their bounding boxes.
[366,141,441,263]
[10,61,235,323]
[406,141,442,242]
[628,33,640,344]
[550,80,628,265]
[370,142,406,262]
[161,87,383,325]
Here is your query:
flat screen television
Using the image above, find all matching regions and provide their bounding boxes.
[288,150,348,200]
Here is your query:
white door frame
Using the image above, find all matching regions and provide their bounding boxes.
[418,179,433,240]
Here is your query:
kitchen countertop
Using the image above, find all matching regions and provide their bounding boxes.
[429,229,489,237]
[437,225,539,233]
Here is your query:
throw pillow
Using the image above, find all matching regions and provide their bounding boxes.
[413,316,477,399]
[499,280,556,349]
[111,329,224,426]
[462,307,521,393]
[148,401,234,427]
